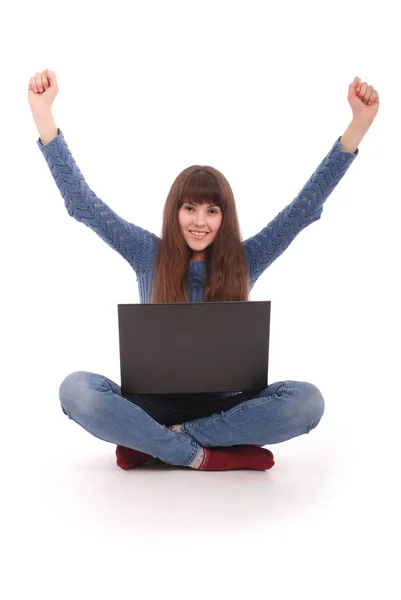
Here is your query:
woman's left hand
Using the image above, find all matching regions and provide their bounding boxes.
[348,76,380,124]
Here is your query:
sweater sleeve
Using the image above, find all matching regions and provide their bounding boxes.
[37,128,160,278]
[243,137,359,285]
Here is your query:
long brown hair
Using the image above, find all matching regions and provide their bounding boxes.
[150,165,250,303]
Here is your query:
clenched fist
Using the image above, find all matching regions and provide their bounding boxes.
[28,69,59,114]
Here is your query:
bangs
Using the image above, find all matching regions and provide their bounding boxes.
[180,170,222,208]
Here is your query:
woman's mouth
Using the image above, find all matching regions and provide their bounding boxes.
[189,231,208,239]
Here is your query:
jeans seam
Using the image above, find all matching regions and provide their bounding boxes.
[116,394,201,465]
[98,376,108,389]
[100,377,196,440]
[182,381,291,431]
[69,373,202,466]
[181,444,201,467]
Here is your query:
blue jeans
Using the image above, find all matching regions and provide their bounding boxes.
[59,371,325,467]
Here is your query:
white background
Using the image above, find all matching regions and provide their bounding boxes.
[1,0,400,598]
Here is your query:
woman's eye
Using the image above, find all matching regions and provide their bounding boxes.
[185,206,218,214]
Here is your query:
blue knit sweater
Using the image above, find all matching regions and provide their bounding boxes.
[37,129,359,415]
[37,129,359,303]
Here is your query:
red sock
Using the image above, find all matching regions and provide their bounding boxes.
[115,445,154,470]
[198,445,275,471]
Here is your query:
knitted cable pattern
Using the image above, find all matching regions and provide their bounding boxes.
[37,131,358,291]
[37,129,160,279]
[243,137,358,284]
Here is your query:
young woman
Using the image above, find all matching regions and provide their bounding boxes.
[28,70,379,472]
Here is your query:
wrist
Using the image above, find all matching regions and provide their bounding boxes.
[32,111,58,146]
[339,116,373,154]
[351,114,374,129]
[32,108,54,121]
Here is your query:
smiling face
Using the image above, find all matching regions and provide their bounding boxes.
[178,200,223,261]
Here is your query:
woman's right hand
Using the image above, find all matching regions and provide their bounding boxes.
[28,69,59,114]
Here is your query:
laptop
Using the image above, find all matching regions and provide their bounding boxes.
[117,301,271,396]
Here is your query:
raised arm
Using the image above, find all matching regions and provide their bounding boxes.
[243,136,359,285]
[244,76,380,286]
[28,69,159,278]
[36,125,160,277]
